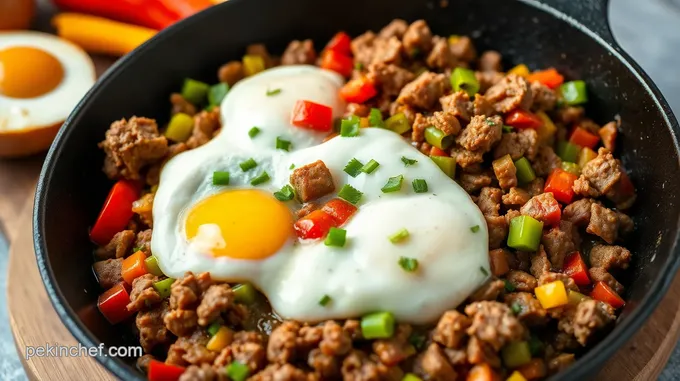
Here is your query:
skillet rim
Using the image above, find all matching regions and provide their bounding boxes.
[32,0,680,379]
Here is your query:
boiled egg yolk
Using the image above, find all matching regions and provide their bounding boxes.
[185,189,293,259]
[0,46,64,98]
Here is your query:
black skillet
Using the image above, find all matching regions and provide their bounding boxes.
[33,0,680,379]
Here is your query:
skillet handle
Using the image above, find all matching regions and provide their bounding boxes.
[534,0,617,46]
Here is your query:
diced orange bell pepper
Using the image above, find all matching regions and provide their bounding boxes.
[516,359,547,380]
[97,282,133,324]
[339,77,377,103]
[321,49,353,77]
[591,281,625,308]
[290,100,333,132]
[569,127,600,149]
[325,31,352,56]
[505,110,543,130]
[544,168,578,204]
[563,252,590,286]
[322,198,357,226]
[121,250,148,284]
[294,210,336,240]
[466,363,500,381]
[527,68,564,89]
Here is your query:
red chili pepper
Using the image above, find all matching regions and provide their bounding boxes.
[90,180,140,246]
[430,146,448,157]
[325,31,352,56]
[505,110,543,130]
[294,210,336,239]
[590,281,625,308]
[290,100,333,132]
[563,252,590,286]
[544,168,578,204]
[527,68,564,89]
[320,49,354,78]
[569,127,600,149]
[339,77,377,103]
[322,198,357,226]
[97,282,134,324]
[148,360,186,381]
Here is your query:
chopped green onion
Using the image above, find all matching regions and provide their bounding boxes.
[556,141,581,163]
[276,136,292,151]
[212,171,230,186]
[239,158,257,172]
[514,157,536,185]
[501,341,532,368]
[507,215,544,251]
[470,225,480,233]
[233,283,257,304]
[511,302,522,315]
[338,184,363,205]
[248,126,260,138]
[250,172,270,186]
[505,279,517,292]
[368,108,385,128]
[181,78,209,105]
[559,80,588,105]
[344,158,364,178]
[324,227,347,247]
[430,156,456,178]
[340,116,361,137]
[225,361,250,381]
[424,126,454,150]
[207,322,221,336]
[152,278,175,299]
[361,311,395,339]
[289,163,295,170]
[274,185,295,201]
[208,82,229,106]
[402,373,423,381]
[450,67,480,97]
[361,159,380,174]
[266,88,281,96]
[479,267,489,276]
[412,179,428,193]
[385,113,412,134]
[486,118,497,126]
[502,125,514,133]
[401,156,417,166]
[381,175,404,193]
[389,228,410,243]
[165,113,194,142]
[354,62,364,71]
[144,256,163,276]
[132,246,142,253]
[398,257,419,272]
[319,294,332,306]
[561,161,581,175]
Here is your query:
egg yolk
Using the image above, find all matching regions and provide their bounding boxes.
[185,189,293,259]
[0,46,64,98]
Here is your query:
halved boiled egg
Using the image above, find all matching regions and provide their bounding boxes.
[0,31,95,157]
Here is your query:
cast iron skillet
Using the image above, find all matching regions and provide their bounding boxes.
[33,0,680,379]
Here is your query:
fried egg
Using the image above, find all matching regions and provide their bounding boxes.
[152,66,489,324]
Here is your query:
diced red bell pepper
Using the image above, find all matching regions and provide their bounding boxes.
[325,31,352,56]
[97,282,134,324]
[430,146,448,157]
[290,100,333,132]
[148,359,186,381]
[563,252,590,286]
[544,168,578,204]
[322,198,357,226]
[505,110,543,130]
[320,50,354,77]
[527,68,564,89]
[339,77,377,103]
[90,180,141,246]
[591,281,625,308]
[294,210,336,240]
[569,127,600,149]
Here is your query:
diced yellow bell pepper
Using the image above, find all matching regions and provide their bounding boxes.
[577,146,597,168]
[243,55,265,76]
[360,117,370,128]
[568,290,589,306]
[206,326,233,351]
[508,64,530,78]
[535,280,568,309]
[165,112,194,142]
[448,35,460,44]
[535,111,557,145]
[507,371,528,381]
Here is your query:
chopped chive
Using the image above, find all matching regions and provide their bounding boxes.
[401,156,417,166]
[485,118,497,126]
[324,227,347,247]
[207,322,221,336]
[511,302,522,315]
[389,228,409,243]
[361,159,380,174]
[344,158,364,178]
[212,171,230,185]
[412,179,428,193]
[276,136,292,151]
[319,294,332,306]
[248,126,260,138]
[289,163,295,169]
[398,257,419,272]
[354,62,364,71]
[381,175,404,193]
[470,225,480,233]
[340,116,360,137]
[250,172,270,186]
[368,108,385,128]
[266,88,281,96]
[338,184,363,205]
[132,246,142,253]
[502,125,514,133]
[479,266,489,276]
[239,158,257,172]
[505,279,517,292]
[274,185,295,201]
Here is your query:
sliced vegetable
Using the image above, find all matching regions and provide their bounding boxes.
[153,277,175,299]
[429,146,448,157]
[412,179,428,193]
[294,210,335,239]
[507,371,528,381]
[225,361,250,381]
[276,137,292,151]
[344,158,364,177]
[339,77,377,103]
[389,228,409,244]
[250,171,270,186]
[233,283,257,304]
[381,175,404,193]
[502,341,532,368]
[535,280,568,309]
[319,294,332,306]
[489,249,510,276]
[368,108,385,127]
[144,256,163,276]
[402,373,423,381]
[401,156,418,166]
[559,80,588,105]
[206,326,233,351]
[325,31,352,55]
[556,141,581,163]
[337,184,363,205]
[243,54,265,76]
[430,156,456,178]
[568,290,588,306]
[325,227,347,247]
[563,252,590,286]
[207,322,221,336]
[527,68,564,89]
[507,215,543,251]
[361,159,380,174]
[212,171,230,186]
[424,126,454,150]
[450,67,480,97]
[514,157,536,185]
[340,116,361,137]
[121,250,148,284]
[398,257,419,272]
[290,100,333,132]
[569,127,600,149]
[505,110,543,130]
[273,184,295,201]
[508,64,530,77]
[321,49,354,77]
[544,168,578,204]
[248,126,260,138]
[361,311,395,339]
[239,158,257,172]
[181,78,209,105]
[535,111,556,144]
[97,282,133,324]
[266,88,281,96]
[165,112,194,142]
[560,162,580,176]
[90,179,140,245]
[148,360,185,381]
[578,146,597,168]
[384,113,412,135]
[467,363,500,381]
[591,281,625,308]
[208,82,229,106]
[322,198,358,225]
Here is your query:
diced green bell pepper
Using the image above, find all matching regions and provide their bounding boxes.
[430,156,456,178]
[556,141,581,163]
[501,341,532,368]
[514,157,536,185]
[384,113,411,135]
[559,80,588,105]
[507,215,543,251]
